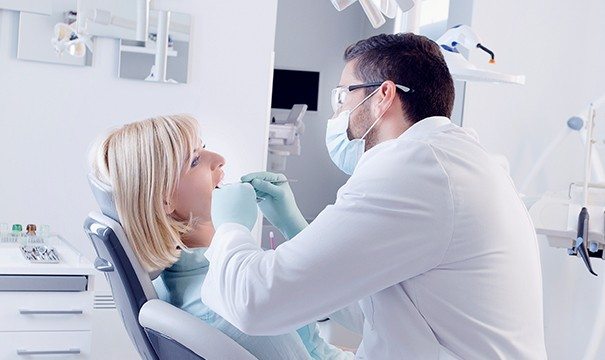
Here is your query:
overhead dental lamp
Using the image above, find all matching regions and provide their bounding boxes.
[437,25,525,85]
[330,0,415,28]
[51,0,151,58]
[51,12,93,57]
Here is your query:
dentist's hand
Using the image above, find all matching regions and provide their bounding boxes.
[241,172,308,240]
[211,183,258,231]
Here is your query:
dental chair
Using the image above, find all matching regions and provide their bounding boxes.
[84,174,257,360]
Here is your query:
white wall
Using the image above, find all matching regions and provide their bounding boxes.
[462,1,605,358]
[273,0,369,222]
[0,0,278,263]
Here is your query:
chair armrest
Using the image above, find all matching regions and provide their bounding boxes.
[139,299,257,360]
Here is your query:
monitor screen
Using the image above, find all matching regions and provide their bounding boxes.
[271,69,319,111]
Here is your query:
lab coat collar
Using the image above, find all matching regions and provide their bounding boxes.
[356,116,452,171]
[398,116,452,142]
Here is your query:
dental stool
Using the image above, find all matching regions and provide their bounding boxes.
[84,174,257,360]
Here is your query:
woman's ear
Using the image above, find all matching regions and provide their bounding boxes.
[163,198,176,215]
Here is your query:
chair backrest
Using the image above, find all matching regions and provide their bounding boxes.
[85,214,160,360]
[85,173,163,360]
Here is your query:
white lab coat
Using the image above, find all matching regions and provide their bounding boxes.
[202,116,547,359]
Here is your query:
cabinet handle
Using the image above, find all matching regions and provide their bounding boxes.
[17,348,81,355]
[19,309,83,315]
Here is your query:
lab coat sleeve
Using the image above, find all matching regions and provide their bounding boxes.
[202,142,454,336]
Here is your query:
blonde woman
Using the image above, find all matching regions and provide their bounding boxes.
[91,115,352,360]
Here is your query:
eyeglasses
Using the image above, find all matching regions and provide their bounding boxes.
[330,81,414,113]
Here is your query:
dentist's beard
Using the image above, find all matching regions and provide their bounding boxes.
[352,105,380,151]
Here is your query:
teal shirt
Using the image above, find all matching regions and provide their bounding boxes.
[155,247,351,360]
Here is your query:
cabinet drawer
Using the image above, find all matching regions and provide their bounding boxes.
[0,331,91,360]
[0,291,92,331]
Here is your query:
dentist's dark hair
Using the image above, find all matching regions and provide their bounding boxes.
[344,33,455,125]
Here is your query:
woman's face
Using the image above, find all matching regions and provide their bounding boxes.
[168,143,225,223]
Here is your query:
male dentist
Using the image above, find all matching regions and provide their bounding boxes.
[205,33,547,359]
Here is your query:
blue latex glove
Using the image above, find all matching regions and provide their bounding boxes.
[211,183,258,231]
[241,172,308,240]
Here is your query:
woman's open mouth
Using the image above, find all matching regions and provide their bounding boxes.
[215,171,225,189]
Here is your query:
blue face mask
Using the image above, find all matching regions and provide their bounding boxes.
[325,88,382,175]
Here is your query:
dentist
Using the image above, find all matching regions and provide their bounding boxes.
[204,33,546,359]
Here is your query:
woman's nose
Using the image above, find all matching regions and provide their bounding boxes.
[211,152,225,170]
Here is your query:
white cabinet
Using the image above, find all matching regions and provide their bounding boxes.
[0,237,95,360]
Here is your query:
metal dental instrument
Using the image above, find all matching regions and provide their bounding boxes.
[216,179,298,202]
[243,179,298,202]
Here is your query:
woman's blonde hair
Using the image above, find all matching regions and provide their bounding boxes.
[91,114,200,271]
